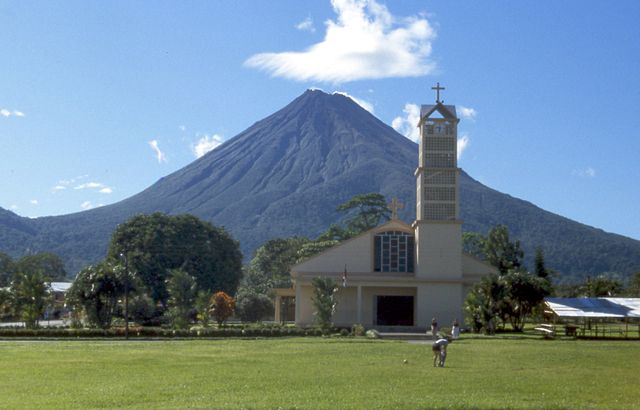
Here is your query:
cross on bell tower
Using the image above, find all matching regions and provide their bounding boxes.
[431,82,445,103]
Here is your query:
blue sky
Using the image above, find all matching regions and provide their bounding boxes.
[1,1,639,240]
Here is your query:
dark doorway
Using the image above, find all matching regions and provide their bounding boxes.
[376,296,414,326]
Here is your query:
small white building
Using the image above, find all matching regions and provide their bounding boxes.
[276,86,497,329]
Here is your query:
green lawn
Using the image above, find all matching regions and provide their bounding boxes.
[0,337,638,409]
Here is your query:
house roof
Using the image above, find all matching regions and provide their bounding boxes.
[49,282,72,293]
[545,297,640,318]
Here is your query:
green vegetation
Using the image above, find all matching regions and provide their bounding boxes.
[0,338,638,409]
[464,225,552,333]
[311,277,338,329]
[108,213,243,305]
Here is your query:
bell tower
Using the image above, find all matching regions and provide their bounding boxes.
[413,83,462,279]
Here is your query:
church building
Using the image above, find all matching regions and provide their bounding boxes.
[275,85,497,329]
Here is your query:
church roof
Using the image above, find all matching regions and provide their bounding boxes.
[420,103,457,120]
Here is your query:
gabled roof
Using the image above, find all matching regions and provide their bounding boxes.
[420,103,457,121]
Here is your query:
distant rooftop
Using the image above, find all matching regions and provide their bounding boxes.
[545,297,640,318]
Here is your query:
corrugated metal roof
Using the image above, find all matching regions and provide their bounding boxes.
[545,297,640,318]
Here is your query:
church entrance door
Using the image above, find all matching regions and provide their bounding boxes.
[376,296,414,326]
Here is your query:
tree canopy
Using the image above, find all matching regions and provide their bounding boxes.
[0,252,14,287]
[14,253,68,282]
[106,213,242,305]
[482,225,524,274]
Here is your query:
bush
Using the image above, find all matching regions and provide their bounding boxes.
[351,324,365,337]
[235,291,273,323]
[365,329,381,339]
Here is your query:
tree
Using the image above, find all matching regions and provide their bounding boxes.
[296,240,339,263]
[128,293,156,326]
[311,277,338,329]
[0,252,15,287]
[581,275,623,297]
[166,269,198,329]
[333,193,391,239]
[483,225,524,275]
[464,274,504,334]
[15,253,67,282]
[195,291,211,327]
[534,248,551,279]
[0,287,12,320]
[11,271,49,328]
[462,232,485,260]
[210,291,235,327]
[107,213,242,306]
[67,262,124,328]
[248,237,309,288]
[235,290,274,323]
[500,271,551,331]
[628,272,640,297]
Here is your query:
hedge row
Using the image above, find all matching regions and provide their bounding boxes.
[0,326,337,338]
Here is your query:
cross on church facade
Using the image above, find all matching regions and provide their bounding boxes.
[431,82,445,103]
[388,197,404,220]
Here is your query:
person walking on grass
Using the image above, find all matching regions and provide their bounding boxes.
[432,337,450,367]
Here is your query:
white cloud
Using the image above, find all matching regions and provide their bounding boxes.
[457,134,470,160]
[572,167,596,178]
[74,182,103,190]
[458,106,477,121]
[245,0,436,83]
[0,108,26,117]
[332,91,374,113]
[29,199,38,205]
[192,134,224,158]
[295,16,316,33]
[80,201,93,210]
[59,180,113,194]
[149,139,167,163]
[10,204,18,211]
[391,103,421,142]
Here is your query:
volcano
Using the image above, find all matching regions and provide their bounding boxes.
[1,90,639,280]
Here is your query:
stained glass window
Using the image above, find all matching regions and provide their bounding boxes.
[374,231,414,273]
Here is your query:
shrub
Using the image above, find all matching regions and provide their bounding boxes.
[210,291,235,327]
[365,329,381,339]
[351,324,365,336]
[235,291,273,323]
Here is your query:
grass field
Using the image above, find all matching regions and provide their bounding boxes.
[1,336,639,409]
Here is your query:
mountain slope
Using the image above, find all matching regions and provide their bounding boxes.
[1,90,639,280]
